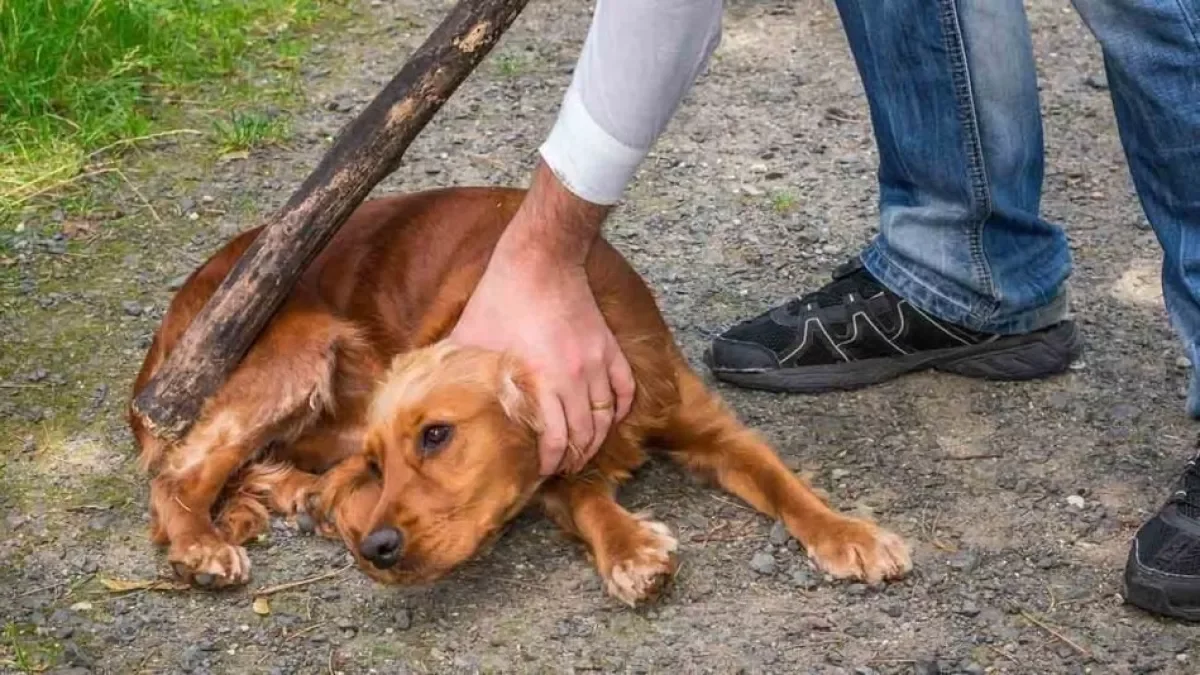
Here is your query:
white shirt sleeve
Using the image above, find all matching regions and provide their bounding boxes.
[538,0,723,205]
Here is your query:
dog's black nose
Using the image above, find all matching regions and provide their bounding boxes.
[360,527,403,569]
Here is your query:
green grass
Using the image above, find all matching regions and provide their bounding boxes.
[770,190,798,214]
[0,0,342,216]
[493,52,529,77]
[213,110,291,152]
[1,622,60,673]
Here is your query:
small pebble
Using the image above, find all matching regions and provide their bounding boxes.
[394,609,412,630]
[844,623,870,638]
[956,602,980,617]
[295,513,316,535]
[749,552,776,576]
[62,642,93,668]
[946,550,979,571]
[768,520,789,546]
[1066,494,1086,509]
[912,661,939,675]
[831,468,850,481]
[801,615,833,632]
[790,567,818,590]
[122,301,143,316]
[1110,403,1140,423]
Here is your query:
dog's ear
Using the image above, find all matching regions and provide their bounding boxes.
[496,353,540,432]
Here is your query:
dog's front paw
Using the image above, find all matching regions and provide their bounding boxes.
[804,516,912,585]
[168,533,251,588]
[295,492,339,539]
[601,516,680,607]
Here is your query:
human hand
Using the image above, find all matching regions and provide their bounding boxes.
[447,162,636,475]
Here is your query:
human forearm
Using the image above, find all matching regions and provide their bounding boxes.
[538,0,723,206]
[498,160,611,268]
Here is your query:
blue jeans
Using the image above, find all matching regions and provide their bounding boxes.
[832,0,1200,413]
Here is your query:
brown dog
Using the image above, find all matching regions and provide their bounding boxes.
[128,187,911,605]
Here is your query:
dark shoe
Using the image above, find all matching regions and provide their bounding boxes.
[1124,449,1200,621]
[704,258,1082,393]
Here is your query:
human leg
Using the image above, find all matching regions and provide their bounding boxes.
[1057,0,1200,621]
[706,0,1080,391]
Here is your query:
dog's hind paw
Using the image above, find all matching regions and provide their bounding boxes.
[805,516,912,586]
[168,534,251,588]
[602,516,680,607]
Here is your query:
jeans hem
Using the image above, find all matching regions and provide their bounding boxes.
[860,243,1070,335]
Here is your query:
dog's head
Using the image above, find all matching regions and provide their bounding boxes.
[329,341,544,585]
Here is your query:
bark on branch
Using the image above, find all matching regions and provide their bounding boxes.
[131,0,530,440]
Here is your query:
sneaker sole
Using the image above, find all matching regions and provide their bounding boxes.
[707,320,1082,394]
[1123,542,1200,622]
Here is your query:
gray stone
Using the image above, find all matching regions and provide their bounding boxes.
[768,520,790,546]
[749,552,776,575]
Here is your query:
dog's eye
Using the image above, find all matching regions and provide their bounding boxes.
[419,423,454,455]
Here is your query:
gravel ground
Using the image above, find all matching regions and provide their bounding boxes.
[3,0,1199,673]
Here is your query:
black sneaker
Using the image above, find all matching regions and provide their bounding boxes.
[1124,449,1200,621]
[704,258,1082,393]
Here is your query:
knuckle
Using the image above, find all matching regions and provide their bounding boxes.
[617,365,635,385]
[565,358,586,379]
[587,342,608,364]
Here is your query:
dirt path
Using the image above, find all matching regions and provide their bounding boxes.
[2,0,1197,673]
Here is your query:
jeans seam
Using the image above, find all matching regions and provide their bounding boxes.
[939,0,998,324]
[1173,0,1200,49]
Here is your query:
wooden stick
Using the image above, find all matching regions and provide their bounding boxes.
[252,562,354,598]
[130,0,530,441]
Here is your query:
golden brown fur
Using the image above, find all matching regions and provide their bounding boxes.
[128,187,911,604]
